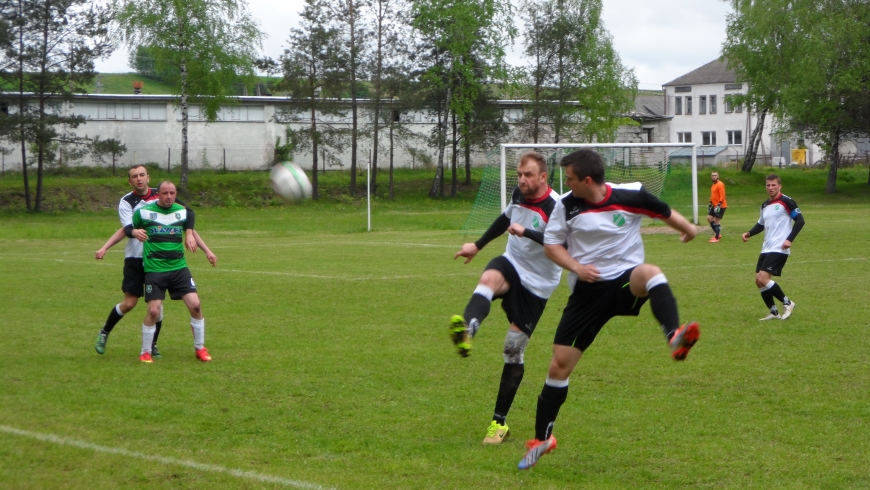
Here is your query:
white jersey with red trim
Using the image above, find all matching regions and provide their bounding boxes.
[757,194,801,255]
[503,186,563,299]
[544,182,672,287]
[119,188,159,258]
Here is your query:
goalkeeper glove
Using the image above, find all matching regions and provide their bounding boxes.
[714,205,721,214]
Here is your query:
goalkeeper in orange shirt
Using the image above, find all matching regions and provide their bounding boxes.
[707,171,727,242]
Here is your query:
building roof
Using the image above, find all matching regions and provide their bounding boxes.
[631,94,667,119]
[663,58,738,87]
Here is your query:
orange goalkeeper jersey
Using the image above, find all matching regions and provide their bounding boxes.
[710,181,727,208]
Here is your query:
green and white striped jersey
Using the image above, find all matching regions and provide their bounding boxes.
[132,201,188,273]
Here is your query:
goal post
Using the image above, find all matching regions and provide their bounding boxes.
[462,143,698,234]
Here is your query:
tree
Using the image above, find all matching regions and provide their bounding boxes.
[0,0,112,212]
[115,0,264,192]
[329,0,369,195]
[412,0,515,198]
[723,0,870,192]
[276,0,344,200]
[364,0,408,196]
[516,0,636,145]
[92,136,127,175]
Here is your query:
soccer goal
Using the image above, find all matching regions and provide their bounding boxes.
[460,143,698,234]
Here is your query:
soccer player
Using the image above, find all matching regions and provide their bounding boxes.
[133,181,213,363]
[707,171,727,242]
[93,165,215,357]
[517,149,700,470]
[742,174,804,321]
[451,152,562,445]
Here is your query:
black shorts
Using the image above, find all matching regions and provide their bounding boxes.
[756,253,789,276]
[122,258,146,297]
[707,205,727,219]
[484,256,548,337]
[553,267,647,352]
[144,268,197,301]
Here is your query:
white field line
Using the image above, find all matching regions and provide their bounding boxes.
[0,255,866,280]
[0,425,333,490]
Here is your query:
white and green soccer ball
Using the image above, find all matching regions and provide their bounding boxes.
[270,162,312,203]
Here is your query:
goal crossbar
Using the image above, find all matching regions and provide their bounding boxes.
[499,143,700,224]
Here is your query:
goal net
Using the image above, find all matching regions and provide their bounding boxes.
[460,143,698,234]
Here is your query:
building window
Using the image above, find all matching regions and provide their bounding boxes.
[685,96,693,115]
[724,95,733,113]
[677,132,692,143]
[675,86,692,93]
[709,95,717,114]
[675,96,682,115]
[699,95,707,115]
[727,130,742,145]
[735,96,743,113]
[702,131,716,146]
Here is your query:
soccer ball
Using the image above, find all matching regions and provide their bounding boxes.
[270,162,312,203]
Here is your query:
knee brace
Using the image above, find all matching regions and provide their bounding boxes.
[503,330,530,364]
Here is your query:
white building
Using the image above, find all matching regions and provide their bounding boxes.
[663,58,768,166]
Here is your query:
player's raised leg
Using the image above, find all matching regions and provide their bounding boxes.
[450,268,508,357]
[629,265,699,361]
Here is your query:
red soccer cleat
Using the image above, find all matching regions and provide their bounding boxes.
[195,347,212,362]
[139,352,153,363]
[669,321,700,361]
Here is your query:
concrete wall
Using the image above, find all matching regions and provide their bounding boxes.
[0,94,674,172]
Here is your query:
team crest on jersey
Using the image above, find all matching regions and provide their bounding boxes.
[149,212,156,220]
[532,216,541,230]
[613,213,626,227]
[774,205,780,211]
[175,212,181,220]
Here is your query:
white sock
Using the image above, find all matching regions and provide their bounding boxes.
[157,304,164,322]
[114,304,124,316]
[190,317,205,350]
[141,324,156,354]
[473,285,494,301]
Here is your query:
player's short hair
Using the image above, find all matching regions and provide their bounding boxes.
[157,180,176,192]
[519,151,547,174]
[560,149,605,184]
[765,173,781,184]
[128,165,147,178]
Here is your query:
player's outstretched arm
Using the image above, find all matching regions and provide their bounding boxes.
[96,227,127,259]
[454,243,480,264]
[192,230,217,267]
[663,209,697,243]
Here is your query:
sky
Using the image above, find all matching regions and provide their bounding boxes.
[95,0,733,91]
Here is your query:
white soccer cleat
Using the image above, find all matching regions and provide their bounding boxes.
[780,301,796,320]
[759,312,780,321]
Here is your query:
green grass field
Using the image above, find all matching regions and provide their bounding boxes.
[2,167,870,488]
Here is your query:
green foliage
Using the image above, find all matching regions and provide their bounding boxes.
[91,137,128,175]
[515,0,636,143]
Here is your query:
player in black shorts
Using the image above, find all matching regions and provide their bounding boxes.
[451,152,562,444]
[518,148,700,470]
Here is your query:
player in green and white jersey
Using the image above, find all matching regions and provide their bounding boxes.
[132,181,214,363]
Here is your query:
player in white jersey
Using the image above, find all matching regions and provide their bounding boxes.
[517,148,700,470]
[451,152,562,444]
[93,165,216,357]
[742,174,805,321]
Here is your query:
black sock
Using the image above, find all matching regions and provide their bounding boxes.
[761,289,776,313]
[463,293,491,338]
[493,363,524,425]
[152,321,162,349]
[102,305,124,334]
[709,221,716,232]
[648,283,680,339]
[713,224,721,238]
[534,383,568,441]
[768,283,787,304]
